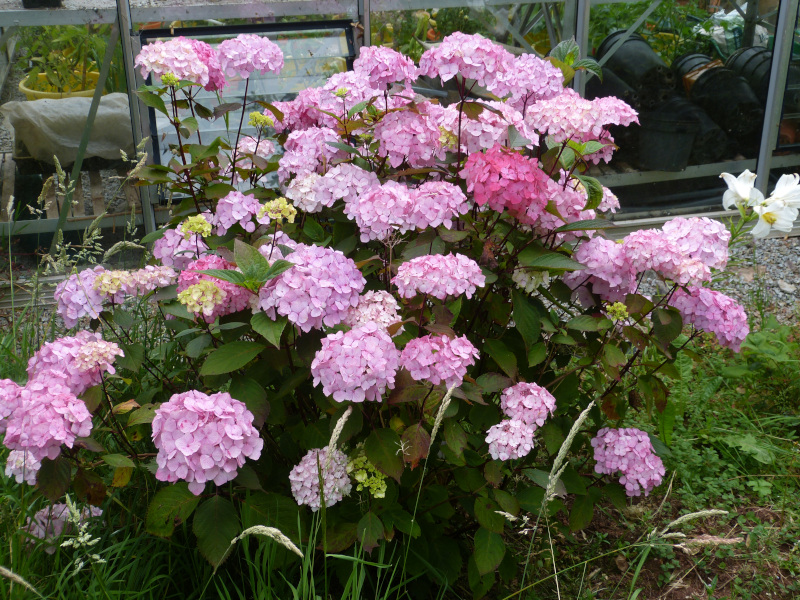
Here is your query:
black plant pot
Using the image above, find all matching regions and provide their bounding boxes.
[585,66,640,109]
[726,46,800,112]
[690,66,763,139]
[656,96,729,164]
[22,0,62,8]
[637,112,695,171]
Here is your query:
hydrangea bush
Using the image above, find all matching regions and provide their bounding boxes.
[3,32,794,597]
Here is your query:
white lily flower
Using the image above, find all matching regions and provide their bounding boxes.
[767,173,800,208]
[720,170,764,209]
[750,201,798,238]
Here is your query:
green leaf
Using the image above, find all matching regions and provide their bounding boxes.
[443,420,468,454]
[574,175,605,210]
[262,259,294,282]
[193,496,240,568]
[604,344,627,367]
[357,512,384,554]
[251,313,288,348]
[36,456,71,502]
[180,116,199,139]
[205,182,236,199]
[200,341,266,376]
[549,38,581,65]
[137,90,168,116]
[195,269,248,286]
[347,100,369,117]
[484,339,518,379]
[212,102,243,119]
[528,342,548,367]
[241,492,305,545]
[474,497,504,534]
[326,141,362,156]
[185,333,212,358]
[512,290,541,350]
[569,493,595,531]
[140,227,167,244]
[462,101,484,120]
[720,434,775,464]
[229,377,269,427]
[566,315,600,332]
[234,239,270,282]
[146,482,201,537]
[364,428,404,483]
[116,342,145,372]
[101,454,136,469]
[400,424,431,468]
[127,404,156,426]
[518,245,585,272]
[473,528,505,576]
[652,308,683,347]
[303,218,325,242]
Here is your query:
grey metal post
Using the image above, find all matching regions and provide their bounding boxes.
[756,0,800,195]
[361,0,371,48]
[573,0,591,96]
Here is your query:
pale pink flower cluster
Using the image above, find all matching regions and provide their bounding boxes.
[399,334,479,388]
[311,323,401,402]
[211,191,262,234]
[354,45,418,91]
[278,127,343,182]
[393,253,486,300]
[126,265,178,295]
[151,390,264,495]
[312,164,379,212]
[592,427,665,497]
[5,450,41,485]
[177,255,250,320]
[54,266,106,328]
[374,108,443,168]
[461,144,550,223]
[254,243,365,332]
[428,101,524,155]
[217,34,283,79]
[407,181,470,230]
[135,37,226,91]
[498,54,564,113]
[0,378,22,435]
[622,229,710,286]
[231,136,276,177]
[289,446,351,511]
[499,382,556,428]
[92,269,133,303]
[345,290,403,333]
[563,237,637,303]
[344,180,413,242]
[285,173,323,213]
[661,217,730,271]
[24,503,103,554]
[531,178,596,239]
[27,331,123,396]
[668,286,749,351]
[418,32,513,95]
[152,227,209,270]
[270,87,327,132]
[485,419,535,461]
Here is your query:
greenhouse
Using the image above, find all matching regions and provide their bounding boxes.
[0,0,799,598]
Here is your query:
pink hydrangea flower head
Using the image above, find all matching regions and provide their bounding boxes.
[126,265,178,295]
[289,446,351,511]
[399,334,479,388]
[428,101,525,155]
[343,180,414,242]
[54,266,106,328]
[669,286,749,351]
[418,32,513,95]
[374,109,443,169]
[212,191,262,235]
[0,378,22,435]
[407,181,470,231]
[497,53,564,112]
[24,503,103,554]
[254,243,365,332]
[4,371,93,462]
[485,419,535,461]
[661,217,730,271]
[460,144,550,223]
[312,164,380,212]
[270,86,327,133]
[152,390,263,495]
[592,427,665,497]
[92,269,134,303]
[599,186,621,213]
[217,34,284,79]
[230,136,276,180]
[531,176,597,240]
[177,255,250,319]
[285,173,323,213]
[27,331,122,396]
[278,127,344,183]
[562,236,636,303]
[153,227,209,270]
[499,382,556,428]
[622,229,711,285]
[353,45,418,91]
[344,290,403,333]
[135,37,226,91]
[5,450,41,485]
[311,323,401,402]
[393,253,486,300]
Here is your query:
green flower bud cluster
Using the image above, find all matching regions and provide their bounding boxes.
[347,453,387,499]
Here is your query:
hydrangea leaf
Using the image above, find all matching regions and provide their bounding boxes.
[145,482,200,537]
[193,496,240,568]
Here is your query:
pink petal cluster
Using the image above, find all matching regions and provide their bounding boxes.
[5,450,41,485]
[400,334,479,388]
[285,173,323,213]
[592,427,665,497]
[344,290,403,333]
[312,164,380,212]
[254,243,365,332]
[311,323,401,402]
[177,255,251,319]
[497,54,564,113]
[151,390,264,495]
[27,331,123,396]
[622,229,710,285]
[668,286,749,351]
[212,191,262,234]
[393,253,485,300]
[531,177,597,239]
[343,180,413,242]
[152,227,209,270]
[135,37,226,91]
[374,108,443,169]
[418,32,513,95]
[563,237,636,302]
[278,127,344,183]
[126,265,178,295]
[231,136,276,178]
[485,419,535,461]
[270,87,327,132]
[461,144,550,223]
[217,34,283,79]
[407,181,470,230]
[24,503,103,554]
[661,217,730,271]
[289,446,351,511]
[0,379,22,435]
[428,101,525,155]
[354,45,418,91]
[54,266,106,328]
[499,382,556,428]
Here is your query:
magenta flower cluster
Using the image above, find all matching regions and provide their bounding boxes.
[374,108,443,169]
[289,446,351,511]
[211,191,262,235]
[485,419,536,461]
[151,390,264,495]
[54,266,107,328]
[393,253,486,300]
[399,334,479,388]
[311,164,380,213]
[592,427,665,497]
[177,255,251,322]
[669,286,750,351]
[311,323,401,402]
[353,45,418,91]
[217,33,283,79]
[152,227,209,270]
[486,382,557,461]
